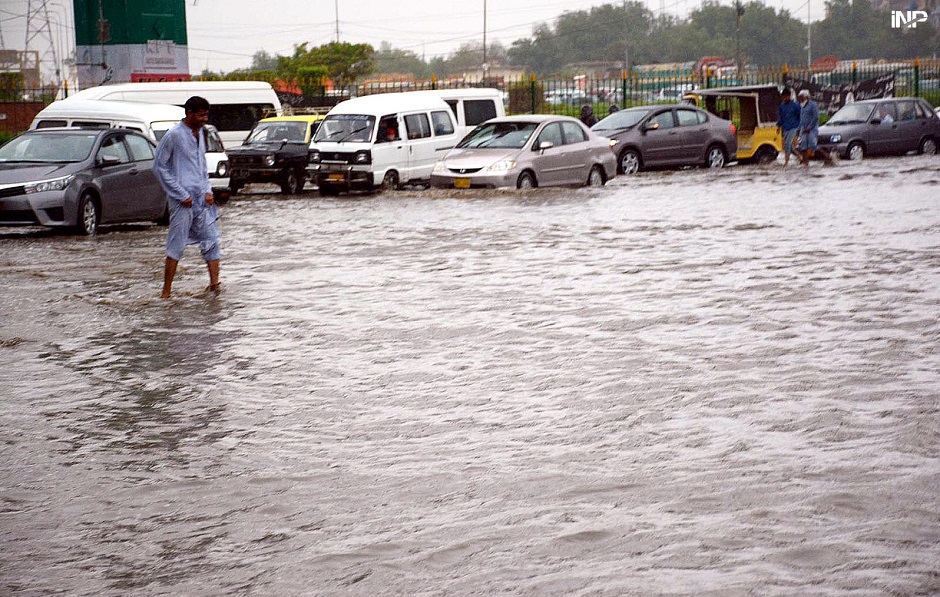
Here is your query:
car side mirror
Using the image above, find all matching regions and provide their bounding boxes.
[537,141,554,152]
[98,154,122,166]
[642,122,660,133]
[870,118,881,125]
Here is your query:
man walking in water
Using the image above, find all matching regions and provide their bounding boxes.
[776,88,801,166]
[153,95,221,298]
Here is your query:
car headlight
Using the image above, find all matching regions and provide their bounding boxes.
[486,159,516,172]
[309,150,321,164]
[24,174,74,194]
[263,155,275,167]
[830,134,842,143]
[354,150,371,164]
[609,139,619,148]
[216,161,228,177]
[433,161,445,173]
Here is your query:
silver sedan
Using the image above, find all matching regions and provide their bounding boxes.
[431,115,617,189]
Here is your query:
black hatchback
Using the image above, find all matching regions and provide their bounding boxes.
[0,128,167,235]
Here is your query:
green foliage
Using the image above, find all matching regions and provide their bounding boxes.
[0,130,16,146]
[278,42,375,86]
[374,44,431,78]
[0,72,26,101]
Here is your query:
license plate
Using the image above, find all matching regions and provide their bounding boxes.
[454,178,471,189]
[327,173,345,181]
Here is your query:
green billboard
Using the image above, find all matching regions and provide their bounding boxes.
[73,0,187,46]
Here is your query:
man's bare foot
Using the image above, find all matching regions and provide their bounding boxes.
[205,283,222,294]
[160,291,171,299]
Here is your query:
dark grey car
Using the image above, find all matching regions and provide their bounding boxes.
[818,97,940,161]
[0,128,167,235]
[591,104,738,175]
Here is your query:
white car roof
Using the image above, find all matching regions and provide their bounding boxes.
[326,92,452,116]
[35,99,185,122]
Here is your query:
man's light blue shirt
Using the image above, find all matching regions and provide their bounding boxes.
[153,121,212,208]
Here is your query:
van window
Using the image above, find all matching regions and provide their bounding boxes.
[73,121,110,129]
[377,115,399,143]
[464,100,497,126]
[404,113,431,140]
[35,120,67,129]
[125,134,155,161]
[210,104,276,134]
[314,114,376,143]
[431,111,454,136]
[97,135,130,164]
[445,100,459,119]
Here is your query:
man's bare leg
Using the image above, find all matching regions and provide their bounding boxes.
[206,259,221,293]
[162,257,179,299]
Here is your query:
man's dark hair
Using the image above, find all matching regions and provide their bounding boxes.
[184,95,210,113]
[782,88,791,97]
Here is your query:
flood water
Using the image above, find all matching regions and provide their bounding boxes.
[2,157,939,597]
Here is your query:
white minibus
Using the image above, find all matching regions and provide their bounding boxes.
[308,92,459,195]
[62,81,282,146]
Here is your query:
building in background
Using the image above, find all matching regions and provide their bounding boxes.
[74,0,190,88]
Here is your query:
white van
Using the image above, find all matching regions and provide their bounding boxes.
[423,88,506,138]
[62,81,282,146]
[30,99,229,187]
[308,92,459,195]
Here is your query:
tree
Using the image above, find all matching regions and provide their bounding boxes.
[250,50,278,72]
[373,44,431,77]
[278,41,375,87]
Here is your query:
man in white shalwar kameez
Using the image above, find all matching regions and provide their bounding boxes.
[153,95,221,298]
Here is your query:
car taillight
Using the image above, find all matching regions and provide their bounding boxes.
[729,124,737,135]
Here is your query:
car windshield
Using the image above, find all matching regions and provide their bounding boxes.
[0,132,97,163]
[312,114,375,143]
[247,121,308,143]
[592,108,650,131]
[827,103,875,124]
[456,122,539,149]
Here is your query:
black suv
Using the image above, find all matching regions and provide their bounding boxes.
[227,116,322,195]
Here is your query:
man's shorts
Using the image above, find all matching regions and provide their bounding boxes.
[165,200,220,262]
[783,128,799,155]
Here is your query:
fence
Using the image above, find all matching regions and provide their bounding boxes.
[2,58,939,135]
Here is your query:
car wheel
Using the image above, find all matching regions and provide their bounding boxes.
[230,181,243,196]
[619,149,640,175]
[755,145,778,164]
[156,204,169,226]
[847,142,864,161]
[516,171,537,189]
[382,170,399,191]
[292,169,306,193]
[281,169,299,194]
[587,165,605,187]
[705,145,726,169]
[919,137,937,156]
[78,193,99,236]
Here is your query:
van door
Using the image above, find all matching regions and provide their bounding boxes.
[372,114,407,185]
[402,111,437,182]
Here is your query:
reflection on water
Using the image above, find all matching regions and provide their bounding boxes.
[1,156,939,596]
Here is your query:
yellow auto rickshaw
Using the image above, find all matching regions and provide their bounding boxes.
[683,84,783,163]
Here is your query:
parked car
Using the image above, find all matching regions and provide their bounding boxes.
[592,104,737,175]
[0,128,167,235]
[818,98,940,160]
[430,115,617,189]
[227,114,324,195]
[30,99,229,189]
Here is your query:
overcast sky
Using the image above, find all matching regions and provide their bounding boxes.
[2,0,823,75]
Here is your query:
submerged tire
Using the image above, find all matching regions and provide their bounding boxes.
[77,193,99,236]
[847,142,864,161]
[516,171,536,189]
[619,149,640,175]
[587,165,605,187]
[705,145,726,169]
[919,137,937,156]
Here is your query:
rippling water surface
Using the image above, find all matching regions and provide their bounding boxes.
[2,158,939,596]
